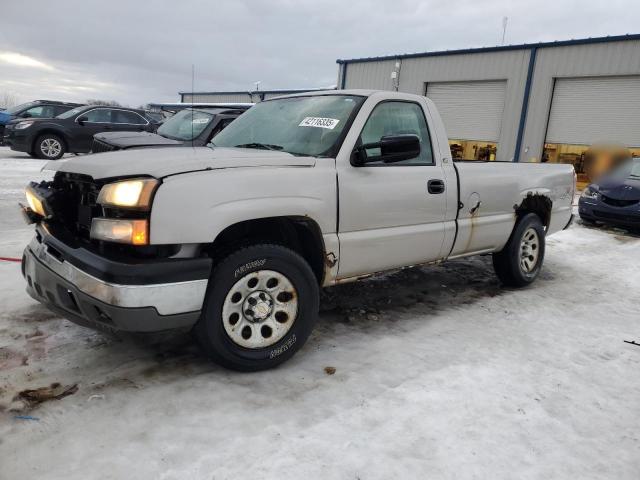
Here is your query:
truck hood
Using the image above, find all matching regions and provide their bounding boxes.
[44,146,316,179]
[94,131,183,148]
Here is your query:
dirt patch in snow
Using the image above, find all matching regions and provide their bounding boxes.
[13,382,78,411]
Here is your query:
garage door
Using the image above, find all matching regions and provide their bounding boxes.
[546,76,640,147]
[425,80,506,142]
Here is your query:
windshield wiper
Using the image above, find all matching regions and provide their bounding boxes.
[234,142,283,151]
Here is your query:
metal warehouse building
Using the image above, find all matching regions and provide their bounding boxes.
[336,34,640,184]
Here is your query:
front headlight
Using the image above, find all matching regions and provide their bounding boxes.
[15,121,34,130]
[90,218,148,245]
[25,186,47,217]
[581,185,600,199]
[97,178,158,210]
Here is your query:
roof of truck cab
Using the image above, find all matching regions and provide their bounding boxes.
[268,89,426,101]
[186,106,249,114]
[148,102,253,109]
[266,89,385,99]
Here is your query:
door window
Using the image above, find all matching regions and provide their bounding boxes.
[113,110,147,125]
[23,105,56,118]
[358,101,434,165]
[84,109,112,123]
[54,106,72,116]
[209,118,235,140]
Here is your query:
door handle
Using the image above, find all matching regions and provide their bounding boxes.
[428,179,445,194]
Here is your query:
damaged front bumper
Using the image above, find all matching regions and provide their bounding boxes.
[22,225,211,333]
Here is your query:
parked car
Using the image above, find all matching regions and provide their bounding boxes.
[579,156,640,229]
[91,105,250,153]
[3,105,157,159]
[20,90,575,371]
[143,110,166,126]
[0,100,83,145]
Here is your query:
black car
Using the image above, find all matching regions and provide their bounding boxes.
[579,157,640,229]
[91,106,250,153]
[0,100,82,145]
[3,105,157,160]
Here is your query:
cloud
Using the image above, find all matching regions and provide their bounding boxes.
[0,52,54,71]
[0,0,638,106]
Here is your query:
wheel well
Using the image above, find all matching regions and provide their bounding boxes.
[208,216,326,285]
[31,130,67,153]
[515,193,552,228]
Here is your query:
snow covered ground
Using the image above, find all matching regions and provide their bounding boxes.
[0,146,639,479]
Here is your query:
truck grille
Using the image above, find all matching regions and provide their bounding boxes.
[50,173,104,240]
[91,139,118,154]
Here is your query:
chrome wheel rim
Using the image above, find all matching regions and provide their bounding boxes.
[222,270,298,349]
[41,138,61,158]
[520,227,540,273]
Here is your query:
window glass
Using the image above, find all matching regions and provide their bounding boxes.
[113,110,146,124]
[23,105,55,118]
[84,109,111,123]
[57,106,85,119]
[212,95,365,157]
[54,106,71,116]
[214,117,234,134]
[359,101,433,165]
[6,101,37,115]
[157,110,215,141]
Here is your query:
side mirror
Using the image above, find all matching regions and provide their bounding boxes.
[77,115,88,125]
[21,112,32,118]
[352,134,421,166]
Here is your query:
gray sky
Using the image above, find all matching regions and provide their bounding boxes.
[1,0,639,106]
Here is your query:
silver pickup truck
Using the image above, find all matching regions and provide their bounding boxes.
[21,90,575,370]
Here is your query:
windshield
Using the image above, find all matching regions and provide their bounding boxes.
[610,157,640,179]
[56,106,86,119]
[5,101,37,115]
[211,95,364,157]
[157,109,214,141]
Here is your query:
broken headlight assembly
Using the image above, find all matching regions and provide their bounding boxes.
[581,185,600,200]
[21,182,54,223]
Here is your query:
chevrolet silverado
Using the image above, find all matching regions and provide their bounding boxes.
[21,90,575,370]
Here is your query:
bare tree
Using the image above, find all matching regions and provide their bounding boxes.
[0,92,19,109]
[86,99,122,107]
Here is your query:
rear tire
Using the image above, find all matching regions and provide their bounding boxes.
[194,244,319,371]
[492,213,545,287]
[35,133,65,160]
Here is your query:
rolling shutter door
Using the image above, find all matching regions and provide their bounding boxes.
[546,76,640,147]
[426,80,506,142]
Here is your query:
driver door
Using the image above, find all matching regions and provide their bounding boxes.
[75,108,112,151]
[337,100,448,279]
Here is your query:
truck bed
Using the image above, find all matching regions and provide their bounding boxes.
[447,161,575,258]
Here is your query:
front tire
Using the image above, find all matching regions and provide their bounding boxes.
[194,244,319,371]
[492,213,546,287]
[35,134,65,160]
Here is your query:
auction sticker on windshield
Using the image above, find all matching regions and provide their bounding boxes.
[298,117,340,129]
